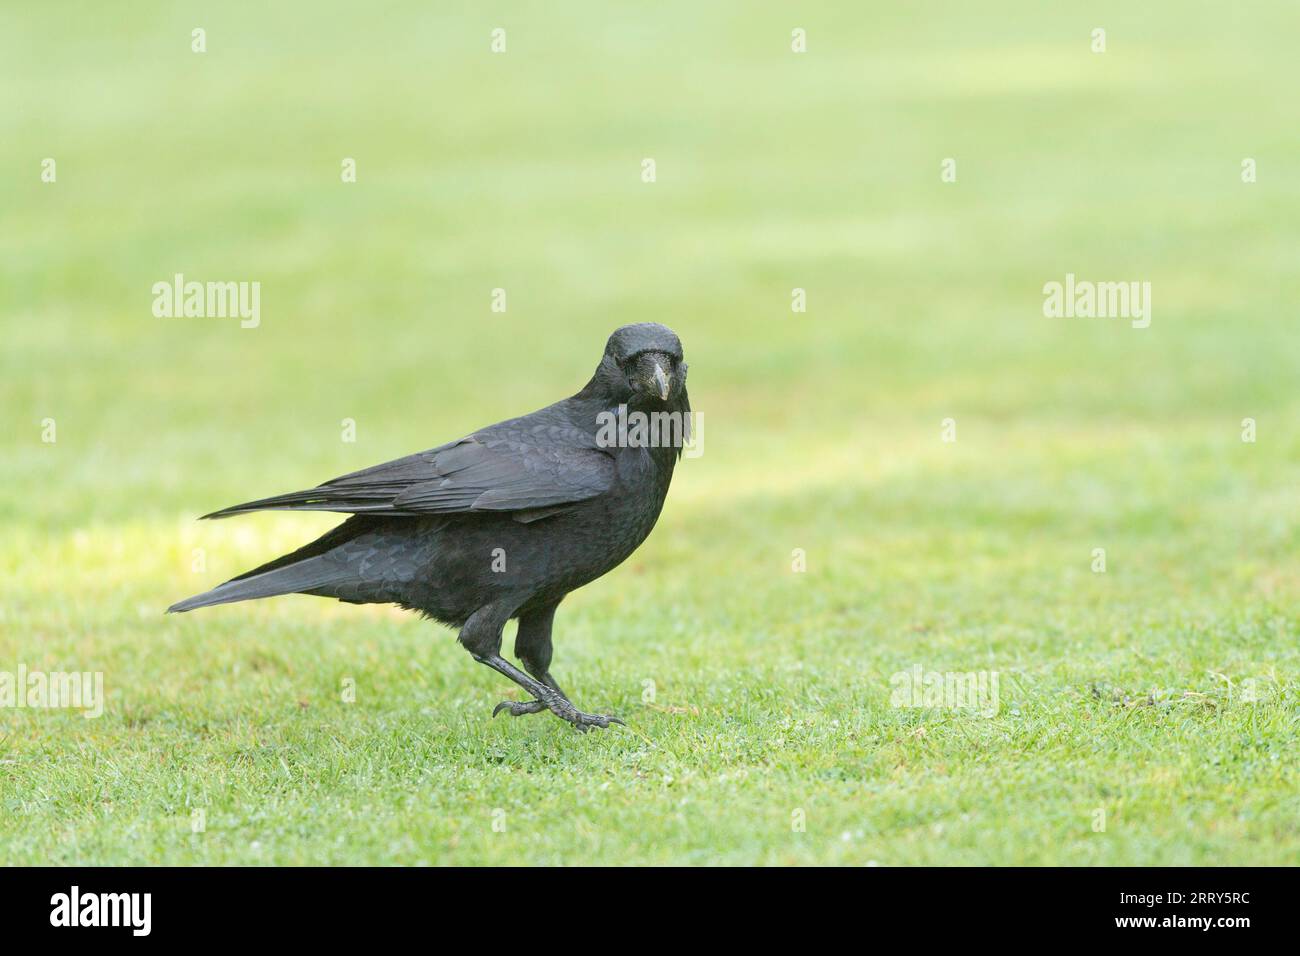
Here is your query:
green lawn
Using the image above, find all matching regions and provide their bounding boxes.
[2,1,1298,865]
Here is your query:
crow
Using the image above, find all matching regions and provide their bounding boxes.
[169,323,690,731]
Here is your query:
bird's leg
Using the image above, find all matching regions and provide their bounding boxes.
[489,602,560,717]
[492,601,580,718]
[461,603,622,732]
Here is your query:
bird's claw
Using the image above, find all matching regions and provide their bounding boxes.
[560,709,626,733]
[494,698,624,731]
[492,699,548,718]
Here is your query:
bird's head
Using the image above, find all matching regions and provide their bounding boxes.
[588,323,688,409]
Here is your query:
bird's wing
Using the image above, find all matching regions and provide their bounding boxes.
[202,425,614,519]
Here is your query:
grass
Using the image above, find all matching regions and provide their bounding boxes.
[2,1,1299,865]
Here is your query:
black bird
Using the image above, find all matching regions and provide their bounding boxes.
[169,323,690,731]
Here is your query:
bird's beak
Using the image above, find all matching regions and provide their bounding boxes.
[652,361,671,400]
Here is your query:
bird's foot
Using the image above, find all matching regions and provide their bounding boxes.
[547,697,625,733]
[571,711,625,732]
[492,699,547,718]
[474,655,624,732]
[492,695,624,732]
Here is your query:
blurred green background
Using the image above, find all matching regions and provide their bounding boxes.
[2,2,1298,864]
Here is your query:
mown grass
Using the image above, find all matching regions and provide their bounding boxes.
[1,1,1298,864]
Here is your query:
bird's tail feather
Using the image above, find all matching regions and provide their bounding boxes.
[166,515,376,614]
[167,556,344,613]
